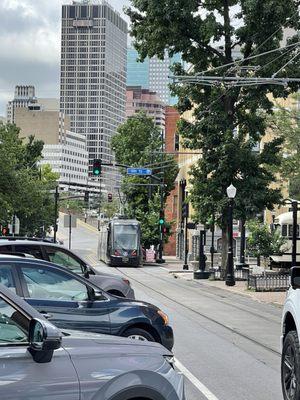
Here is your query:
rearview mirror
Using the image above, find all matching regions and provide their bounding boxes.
[28,318,62,363]
[91,289,106,301]
[291,267,300,289]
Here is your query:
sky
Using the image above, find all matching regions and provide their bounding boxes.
[0,0,130,116]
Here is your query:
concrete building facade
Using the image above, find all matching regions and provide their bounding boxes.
[126,86,165,131]
[7,85,38,123]
[60,0,127,191]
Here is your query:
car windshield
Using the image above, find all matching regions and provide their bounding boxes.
[113,224,138,250]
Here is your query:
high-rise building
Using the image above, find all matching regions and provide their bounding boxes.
[60,0,127,191]
[7,85,38,123]
[127,48,182,106]
[126,86,165,131]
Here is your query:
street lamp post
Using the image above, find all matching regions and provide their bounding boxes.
[226,184,236,287]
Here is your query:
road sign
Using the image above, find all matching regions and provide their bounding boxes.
[127,168,152,176]
[64,215,77,228]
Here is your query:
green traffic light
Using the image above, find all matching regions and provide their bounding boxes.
[159,218,164,225]
[94,169,100,175]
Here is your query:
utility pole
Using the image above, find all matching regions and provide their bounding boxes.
[53,186,59,243]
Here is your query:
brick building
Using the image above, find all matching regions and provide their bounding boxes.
[164,106,180,256]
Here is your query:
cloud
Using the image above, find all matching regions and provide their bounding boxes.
[0,0,130,116]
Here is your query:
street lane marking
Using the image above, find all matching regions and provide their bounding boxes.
[175,358,220,400]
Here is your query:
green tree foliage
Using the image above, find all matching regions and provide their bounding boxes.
[246,219,287,266]
[0,124,58,236]
[268,94,300,199]
[111,113,178,247]
[126,0,300,267]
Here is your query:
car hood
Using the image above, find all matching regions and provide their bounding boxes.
[88,271,125,282]
[61,329,172,356]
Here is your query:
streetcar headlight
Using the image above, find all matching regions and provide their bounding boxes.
[157,310,169,325]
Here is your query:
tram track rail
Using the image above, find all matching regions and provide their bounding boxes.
[116,266,281,357]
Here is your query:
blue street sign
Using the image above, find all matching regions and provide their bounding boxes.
[127,168,152,176]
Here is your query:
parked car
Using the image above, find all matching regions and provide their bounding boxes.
[0,282,184,400]
[0,255,174,350]
[281,267,300,399]
[0,238,134,298]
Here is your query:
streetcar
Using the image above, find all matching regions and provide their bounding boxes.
[98,217,143,267]
[270,211,300,268]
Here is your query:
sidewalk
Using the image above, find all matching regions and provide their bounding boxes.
[163,257,286,307]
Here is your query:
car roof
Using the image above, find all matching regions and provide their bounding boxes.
[0,256,101,291]
[0,239,62,248]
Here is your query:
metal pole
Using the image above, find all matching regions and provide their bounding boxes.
[98,177,101,231]
[226,199,235,286]
[292,200,298,267]
[157,182,164,263]
[210,219,215,269]
[183,214,189,269]
[53,186,59,243]
[68,212,72,250]
[199,230,206,272]
[236,219,246,270]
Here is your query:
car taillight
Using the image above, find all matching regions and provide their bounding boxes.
[132,250,137,256]
[114,250,121,256]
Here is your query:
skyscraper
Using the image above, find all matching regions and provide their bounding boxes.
[7,85,38,123]
[60,0,127,190]
[127,48,182,106]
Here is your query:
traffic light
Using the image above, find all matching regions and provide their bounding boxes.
[108,193,113,203]
[159,210,165,225]
[84,191,89,204]
[92,159,101,176]
[182,203,189,219]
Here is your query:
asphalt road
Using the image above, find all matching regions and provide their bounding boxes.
[58,217,283,400]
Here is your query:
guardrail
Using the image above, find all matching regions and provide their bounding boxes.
[247,273,290,292]
[210,267,249,281]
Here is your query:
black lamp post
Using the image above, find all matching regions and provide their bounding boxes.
[226,184,236,287]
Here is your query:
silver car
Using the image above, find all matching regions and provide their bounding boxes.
[0,283,185,400]
[0,239,134,298]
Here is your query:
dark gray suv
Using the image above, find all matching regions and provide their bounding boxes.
[0,283,185,400]
[0,239,134,298]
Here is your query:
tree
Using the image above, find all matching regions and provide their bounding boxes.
[111,113,178,247]
[126,0,300,270]
[246,219,287,267]
[0,124,57,236]
[268,94,300,199]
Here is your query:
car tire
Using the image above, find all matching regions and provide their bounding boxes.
[122,328,155,343]
[282,330,300,400]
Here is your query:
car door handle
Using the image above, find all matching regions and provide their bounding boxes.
[40,311,53,319]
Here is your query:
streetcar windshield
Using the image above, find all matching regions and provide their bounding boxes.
[113,224,139,250]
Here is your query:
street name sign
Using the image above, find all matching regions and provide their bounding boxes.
[127,168,152,176]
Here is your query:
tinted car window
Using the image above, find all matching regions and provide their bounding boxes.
[21,265,89,301]
[0,245,14,253]
[14,245,43,259]
[0,265,16,293]
[44,247,83,274]
[0,297,28,344]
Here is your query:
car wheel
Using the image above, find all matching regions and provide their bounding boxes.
[123,328,155,343]
[282,331,300,400]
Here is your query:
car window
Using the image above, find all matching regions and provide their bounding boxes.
[45,248,83,274]
[0,297,28,344]
[0,245,14,253]
[20,266,89,301]
[0,265,17,293]
[14,245,43,260]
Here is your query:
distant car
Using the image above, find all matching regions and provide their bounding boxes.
[0,282,184,400]
[0,239,134,298]
[0,255,174,350]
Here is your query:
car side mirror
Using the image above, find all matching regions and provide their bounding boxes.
[291,267,300,289]
[28,318,62,363]
[91,289,106,301]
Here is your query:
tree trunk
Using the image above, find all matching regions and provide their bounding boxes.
[221,226,228,279]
